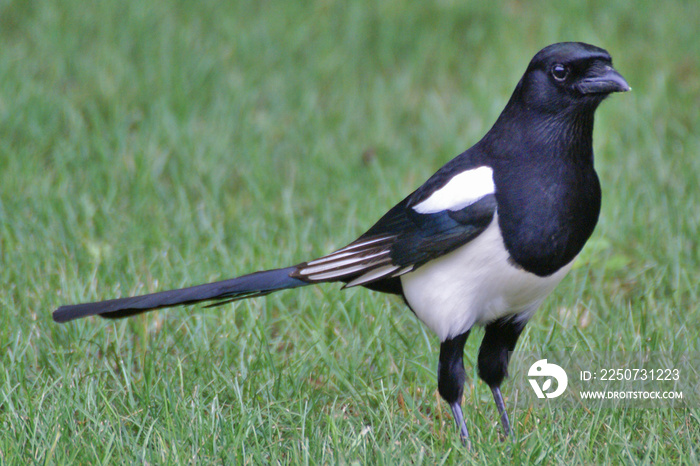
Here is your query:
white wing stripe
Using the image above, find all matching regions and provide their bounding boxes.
[330,236,394,254]
[304,262,384,281]
[299,250,390,275]
[306,241,390,266]
[306,250,362,265]
[412,166,494,214]
[345,265,401,287]
[392,266,414,276]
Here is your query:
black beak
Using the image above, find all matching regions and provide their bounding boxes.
[577,65,631,95]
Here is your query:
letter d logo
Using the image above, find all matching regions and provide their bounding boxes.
[528,359,568,399]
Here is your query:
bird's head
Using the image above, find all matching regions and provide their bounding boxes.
[516,42,630,116]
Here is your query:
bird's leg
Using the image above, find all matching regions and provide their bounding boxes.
[438,331,471,447]
[491,386,511,437]
[450,400,470,445]
[477,316,527,438]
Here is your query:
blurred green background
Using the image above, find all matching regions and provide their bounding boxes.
[1,0,698,463]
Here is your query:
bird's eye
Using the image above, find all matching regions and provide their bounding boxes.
[551,64,569,81]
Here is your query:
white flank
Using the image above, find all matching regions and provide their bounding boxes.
[412,166,495,214]
[400,214,575,341]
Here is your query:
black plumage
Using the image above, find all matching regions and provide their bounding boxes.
[53,42,629,445]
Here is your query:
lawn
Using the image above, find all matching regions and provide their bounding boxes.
[1,0,698,463]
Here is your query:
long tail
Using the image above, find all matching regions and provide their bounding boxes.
[53,266,309,323]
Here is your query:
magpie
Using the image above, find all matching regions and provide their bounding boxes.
[53,42,629,444]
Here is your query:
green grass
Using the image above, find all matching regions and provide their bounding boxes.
[1,0,699,463]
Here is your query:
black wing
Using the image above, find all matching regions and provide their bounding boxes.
[291,192,497,288]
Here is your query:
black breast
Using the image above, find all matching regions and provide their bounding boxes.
[494,157,601,277]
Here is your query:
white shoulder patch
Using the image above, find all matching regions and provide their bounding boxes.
[412,166,495,214]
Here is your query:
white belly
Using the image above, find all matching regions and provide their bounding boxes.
[400,215,574,341]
